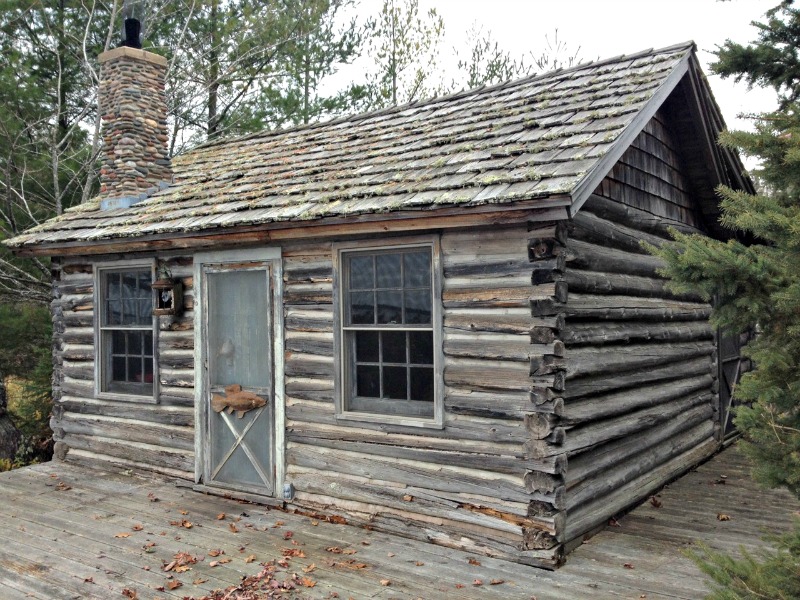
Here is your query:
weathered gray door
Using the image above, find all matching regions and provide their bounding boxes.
[203,263,274,494]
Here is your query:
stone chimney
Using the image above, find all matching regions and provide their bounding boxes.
[97,47,171,210]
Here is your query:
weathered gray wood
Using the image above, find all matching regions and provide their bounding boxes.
[566,238,665,278]
[57,411,194,450]
[565,293,712,321]
[569,209,669,253]
[565,341,713,380]
[565,269,702,301]
[562,320,713,345]
[565,355,713,399]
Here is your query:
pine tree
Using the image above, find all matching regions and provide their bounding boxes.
[650,2,800,595]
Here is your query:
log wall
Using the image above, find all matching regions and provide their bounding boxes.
[557,111,720,543]
[50,254,196,479]
[282,226,565,567]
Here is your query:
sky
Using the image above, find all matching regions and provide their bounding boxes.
[346,0,779,134]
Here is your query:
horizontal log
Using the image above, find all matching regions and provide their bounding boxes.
[566,238,665,278]
[444,332,532,362]
[284,331,334,357]
[62,327,94,345]
[158,349,194,369]
[563,437,718,541]
[525,392,713,459]
[564,373,713,425]
[62,344,94,361]
[159,367,195,388]
[62,435,194,477]
[443,286,530,309]
[565,269,701,301]
[284,353,334,378]
[57,397,194,427]
[57,412,194,450]
[562,321,713,346]
[567,403,714,488]
[441,225,530,257]
[445,357,533,392]
[565,355,712,399]
[158,330,194,350]
[283,282,333,305]
[444,307,531,335]
[288,431,565,477]
[444,257,534,279]
[445,388,538,419]
[565,341,713,380]
[569,209,669,254]
[582,193,703,237]
[565,293,712,321]
[285,307,333,333]
[567,418,714,511]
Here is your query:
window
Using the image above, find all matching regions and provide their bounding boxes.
[97,265,155,399]
[336,240,442,425]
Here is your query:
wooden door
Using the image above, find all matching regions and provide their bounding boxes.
[718,329,749,439]
[202,263,274,494]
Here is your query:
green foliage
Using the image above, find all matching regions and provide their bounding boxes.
[362,0,445,109]
[0,303,51,377]
[652,1,800,500]
[687,520,800,599]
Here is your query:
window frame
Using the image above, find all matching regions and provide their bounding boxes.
[333,237,444,429]
[94,260,158,403]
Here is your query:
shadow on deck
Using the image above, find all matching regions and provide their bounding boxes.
[0,442,796,599]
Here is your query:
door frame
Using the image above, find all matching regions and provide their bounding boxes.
[193,247,285,497]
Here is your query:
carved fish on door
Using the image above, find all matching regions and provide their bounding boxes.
[211,384,266,418]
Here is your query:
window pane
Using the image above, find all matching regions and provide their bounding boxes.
[112,356,126,381]
[127,356,143,383]
[383,366,407,399]
[111,330,126,354]
[404,290,431,324]
[403,251,431,288]
[128,331,142,354]
[137,298,151,323]
[376,290,402,324]
[376,254,401,288]
[349,256,374,290]
[355,331,379,362]
[143,356,154,382]
[143,331,153,357]
[382,331,406,363]
[410,367,434,401]
[356,365,380,397]
[409,331,433,365]
[349,291,374,324]
[106,300,122,326]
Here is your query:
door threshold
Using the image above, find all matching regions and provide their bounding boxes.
[193,483,285,509]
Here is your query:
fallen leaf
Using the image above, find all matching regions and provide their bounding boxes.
[122,589,138,599]
[166,580,182,590]
[216,513,226,520]
[229,523,239,533]
[328,515,347,525]
[147,493,159,503]
[273,520,285,527]
[283,530,293,539]
[326,546,343,554]
[179,510,188,515]
[455,584,465,589]
[244,554,257,563]
[282,548,306,558]
[343,549,357,555]
[415,561,424,566]
[490,579,505,585]
[208,549,224,557]
[402,494,413,502]
[131,524,143,531]
[300,577,316,588]
[380,579,391,586]
[84,577,94,584]
[302,564,316,573]
[55,481,71,491]
[311,520,319,526]
[473,579,483,586]
[623,563,635,569]
[217,558,231,564]
[115,532,131,538]
[173,565,191,573]
[717,513,731,521]
[193,577,208,585]
[649,496,662,508]
[387,552,395,558]
[360,540,370,546]
[468,558,481,566]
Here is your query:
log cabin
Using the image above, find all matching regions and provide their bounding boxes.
[4,40,753,568]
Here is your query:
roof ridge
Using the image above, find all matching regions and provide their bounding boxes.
[185,41,697,155]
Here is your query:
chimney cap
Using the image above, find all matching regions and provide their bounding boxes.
[121,0,145,48]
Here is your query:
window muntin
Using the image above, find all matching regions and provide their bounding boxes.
[98,266,154,397]
[340,246,438,420]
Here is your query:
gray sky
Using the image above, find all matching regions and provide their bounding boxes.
[348,0,778,134]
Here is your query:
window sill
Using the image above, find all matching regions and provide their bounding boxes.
[96,391,158,404]
[335,410,444,430]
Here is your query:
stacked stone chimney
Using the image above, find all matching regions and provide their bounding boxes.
[97,46,171,210]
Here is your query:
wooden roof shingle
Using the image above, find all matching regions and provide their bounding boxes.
[7,41,736,254]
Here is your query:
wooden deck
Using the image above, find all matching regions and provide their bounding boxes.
[0,443,796,600]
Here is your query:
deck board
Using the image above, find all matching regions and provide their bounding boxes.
[0,442,797,599]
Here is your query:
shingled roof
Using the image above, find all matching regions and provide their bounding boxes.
[5,41,746,255]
